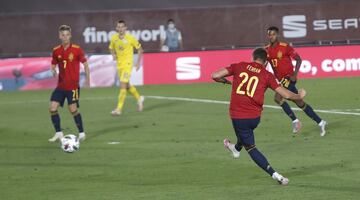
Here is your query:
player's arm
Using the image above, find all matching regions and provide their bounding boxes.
[275,86,306,100]
[135,46,143,71]
[51,64,57,77]
[78,48,90,88]
[211,68,231,84]
[292,55,302,81]
[110,48,116,61]
[51,50,58,77]
[83,62,90,88]
[109,37,117,61]
[288,45,302,82]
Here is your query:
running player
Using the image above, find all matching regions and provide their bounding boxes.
[212,48,306,185]
[265,26,327,136]
[48,25,90,142]
[110,20,144,116]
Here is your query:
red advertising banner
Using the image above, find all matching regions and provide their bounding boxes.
[143,49,252,85]
[143,45,360,85]
[294,45,360,78]
[1,45,359,91]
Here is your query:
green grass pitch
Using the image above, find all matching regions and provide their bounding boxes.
[0,77,359,200]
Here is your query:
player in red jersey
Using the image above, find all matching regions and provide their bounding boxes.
[212,48,306,185]
[265,26,326,136]
[48,25,90,142]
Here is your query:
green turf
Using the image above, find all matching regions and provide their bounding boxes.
[0,77,359,200]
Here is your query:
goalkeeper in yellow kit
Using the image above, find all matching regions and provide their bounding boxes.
[110,20,144,116]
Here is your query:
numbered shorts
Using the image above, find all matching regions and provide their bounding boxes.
[280,77,298,94]
[50,88,80,107]
[231,117,260,146]
[117,63,133,83]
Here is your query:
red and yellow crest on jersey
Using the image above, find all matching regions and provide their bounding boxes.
[68,53,74,62]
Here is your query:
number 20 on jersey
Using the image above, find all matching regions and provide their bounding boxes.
[236,72,259,98]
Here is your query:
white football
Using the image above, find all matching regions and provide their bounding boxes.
[60,134,80,153]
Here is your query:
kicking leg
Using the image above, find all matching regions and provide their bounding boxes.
[245,144,289,185]
[236,118,288,185]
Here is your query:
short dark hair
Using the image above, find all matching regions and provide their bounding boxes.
[118,20,126,25]
[267,26,279,33]
[167,19,174,23]
[58,25,71,32]
[252,48,267,63]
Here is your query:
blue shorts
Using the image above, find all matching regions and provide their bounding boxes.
[50,88,80,107]
[231,117,260,146]
[280,77,298,94]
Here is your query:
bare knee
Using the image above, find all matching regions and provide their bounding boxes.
[274,92,284,105]
[274,97,283,105]
[294,99,305,108]
[49,102,59,113]
[120,82,129,89]
[68,105,78,115]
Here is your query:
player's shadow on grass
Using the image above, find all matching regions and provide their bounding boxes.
[301,118,347,136]
[294,183,360,194]
[86,124,141,140]
[286,161,360,193]
[144,101,183,112]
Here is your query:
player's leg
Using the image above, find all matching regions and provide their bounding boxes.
[111,81,127,116]
[67,89,86,141]
[290,82,327,136]
[48,89,65,142]
[293,99,327,136]
[240,118,289,185]
[111,68,128,116]
[127,83,144,112]
[223,119,243,158]
[274,91,301,133]
[68,103,85,141]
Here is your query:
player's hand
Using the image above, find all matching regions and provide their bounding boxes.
[51,69,57,77]
[135,63,141,71]
[298,88,306,99]
[224,80,232,85]
[84,79,90,89]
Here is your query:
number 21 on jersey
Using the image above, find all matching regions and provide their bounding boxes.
[236,72,259,97]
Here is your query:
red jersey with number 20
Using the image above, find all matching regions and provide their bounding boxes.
[51,44,87,90]
[265,42,299,80]
[226,62,280,119]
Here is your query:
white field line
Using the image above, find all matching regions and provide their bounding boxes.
[145,95,360,116]
[0,95,359,116]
